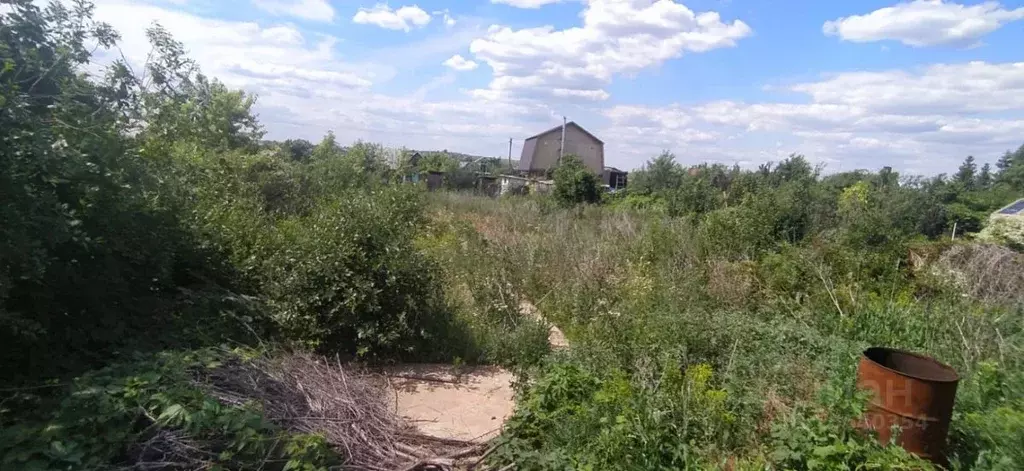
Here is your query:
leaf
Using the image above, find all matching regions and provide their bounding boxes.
[158,404,187,424]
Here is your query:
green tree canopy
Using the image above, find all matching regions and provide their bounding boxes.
[552,155,600,207]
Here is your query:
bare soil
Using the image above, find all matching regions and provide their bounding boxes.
[383,364,515,443]
[384,301,567,443]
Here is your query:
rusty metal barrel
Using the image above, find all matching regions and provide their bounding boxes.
[855,347,959,464]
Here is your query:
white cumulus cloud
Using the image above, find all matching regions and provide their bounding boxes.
[252,0,335,22]
[84,0,554,161]
[602,60,1024,174]
[353,4,432,32]
[468,0,751,102]
[491,0,564,8]
[823,0,1024,47]
[443,54,478,71]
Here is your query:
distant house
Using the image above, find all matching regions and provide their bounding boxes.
[603,166,628,190]
[520,121,604,175]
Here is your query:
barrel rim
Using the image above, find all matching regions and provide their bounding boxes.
[862,347,960,383]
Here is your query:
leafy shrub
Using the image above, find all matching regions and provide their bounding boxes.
[766,389,932,470]
[949,362,1024,470]
[978,216,1024,250]
[225,186,457,359]
[494,360,745,470]
[0,1,263,382]
[552,155,600,207]
[0,348,338,471]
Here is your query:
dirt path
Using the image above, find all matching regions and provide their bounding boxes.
[520,300,568,349]
[385,302,566,442]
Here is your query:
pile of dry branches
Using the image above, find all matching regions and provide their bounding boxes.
[934,244,1024,307]
[196,351,499,470]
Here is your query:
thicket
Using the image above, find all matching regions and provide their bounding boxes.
[430,144,1024,470]
[1,2,534,469]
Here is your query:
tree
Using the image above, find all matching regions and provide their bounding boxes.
[878,166,899,188]
[311,131,341,160]
[770,154,816,186]
[631,151,682,195]
[419,152,459,173]
[955,156,977,189]
[996,144,1024,190]
[0,0,265,379]
[282,139,314,162]
[996,150,1013,172]
[976,163,993,189]
[552,155,600,207]
[109,25,263,155]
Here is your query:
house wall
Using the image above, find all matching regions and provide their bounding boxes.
[500,176,529,196]
[526,125,603,174]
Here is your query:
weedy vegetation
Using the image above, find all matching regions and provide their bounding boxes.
[2,1,1023,470]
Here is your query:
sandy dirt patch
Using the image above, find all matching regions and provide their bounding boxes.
[383,364,515,442]
[384,302,567,443]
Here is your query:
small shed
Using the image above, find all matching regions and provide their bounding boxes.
[602,166,627,190]
[426,171,444,191]
[499,174,531,196]
[476,174,499,197]
[532,179,554,194]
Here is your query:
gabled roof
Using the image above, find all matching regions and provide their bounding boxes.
[604,166,625,173]
[524,121,604,144]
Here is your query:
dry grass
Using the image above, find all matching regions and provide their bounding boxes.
[934,244,1024,307]
[193,351,494,470]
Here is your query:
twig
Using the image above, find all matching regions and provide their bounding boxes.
[468,444,500,470]
[388,374,460,384]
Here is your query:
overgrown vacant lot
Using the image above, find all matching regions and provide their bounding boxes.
[3,2,1024,470]
[427,193,1023,470]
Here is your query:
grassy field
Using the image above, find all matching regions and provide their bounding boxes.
[422,192,1023,470]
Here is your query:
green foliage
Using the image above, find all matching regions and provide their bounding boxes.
[949,362,1024,469]
[4,2,1024,470]
[552,155,600,207]
[0,0,262,381]
[230,186,459,359]
[438,189,1022,471]
[0,348,338,471]
[629,151,684,196]
[415,207,551,367]
[978,215,1024,250]
[0,0,493,385]
[767,389,932,471]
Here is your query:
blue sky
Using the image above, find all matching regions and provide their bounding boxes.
[88,0,1024,174]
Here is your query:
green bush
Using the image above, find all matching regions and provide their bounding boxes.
[0,1,263,382]
[766,389,933,471]
[221,185,458,359]
[0,348,338,471]
[552,155,601,207]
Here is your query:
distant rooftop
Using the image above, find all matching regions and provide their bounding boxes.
[995,198,1024,216]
